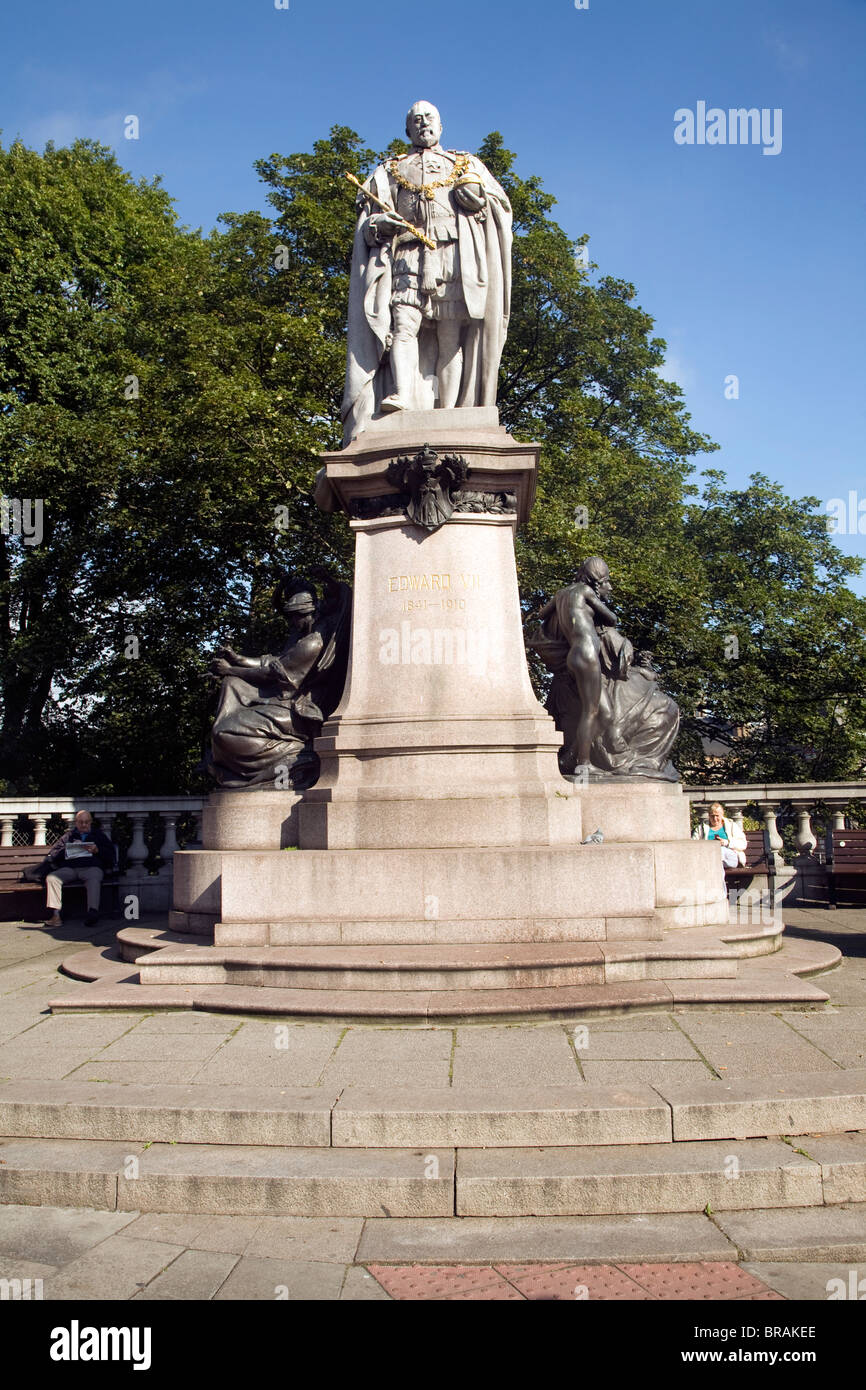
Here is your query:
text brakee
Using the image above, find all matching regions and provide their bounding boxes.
[694,1326,816,1340]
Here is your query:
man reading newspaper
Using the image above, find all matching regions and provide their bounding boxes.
[43,810,114,928]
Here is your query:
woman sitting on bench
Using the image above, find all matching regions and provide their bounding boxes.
[692,802,748,873]
[43,810,114,929]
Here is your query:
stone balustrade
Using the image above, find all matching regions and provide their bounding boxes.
[685,782,865,864]
[0,797,205,913]
[2,785,863,916]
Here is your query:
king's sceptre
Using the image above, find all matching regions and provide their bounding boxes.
[344,172,437,251]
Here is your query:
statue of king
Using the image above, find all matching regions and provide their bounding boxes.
[342,100,513,445]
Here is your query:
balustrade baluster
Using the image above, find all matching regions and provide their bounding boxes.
[127,814,149,874]
[762,803,785,869]
[158,814,179,876]
[29,815,48,847]
[795,807,817,857]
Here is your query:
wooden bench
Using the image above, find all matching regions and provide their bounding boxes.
[0,844,123,923]
[825,829,866,908]
[724,830,777,902]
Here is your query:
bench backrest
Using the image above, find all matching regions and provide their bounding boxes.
[825,829,866,866]
[0,846,49,886]
[0,842,121,884]
[740,830,769,870]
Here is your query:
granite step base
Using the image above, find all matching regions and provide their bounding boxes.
[51,927,839,1019]
[1,1132,862,1217]
[5,1071,863,1150]
[133,940,742,992]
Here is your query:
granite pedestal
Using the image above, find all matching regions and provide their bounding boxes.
[167,410,737,1010]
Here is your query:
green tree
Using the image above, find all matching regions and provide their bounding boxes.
[680,472,866,781]
[0,137,348,792]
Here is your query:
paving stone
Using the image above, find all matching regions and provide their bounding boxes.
[132,1248,238,1300]
[341,1265,393,1300]
[123,1213,263,1254]
[0,1024,44,1046]
[675,1015,840,1079]
[213,1255,346,1300]
[65,1060,206,1085]
[332,1084,671,1147]
[366,1263,524,1300]
[45,1234,185,1301]
[245,1216,364,1263]
[0,1259,57,1294]
[779,1029,866,1069]
[712,1204,866,1261]
[450,1026,581,1087]
[781,1007,866,1033]
[580,1060,712,1087]
[16,1015,136,1042]
[617,1260,775,1300]
[742,1261,865,1301]
[0,1035,134,1081]
[320,1027,453,1089]
[193,1025,343,1087]
[356,1214,736,1264]
[0,1203,137,1265]
[573,1030,699,1060]
[497,1261,650,1300]
[212,1021,343,1053]
[92,1032,229,1062]
[129,1014,242,1034]
[456,1140,821,1216]
[572,1014,679,1033]
[827,972,866,1007]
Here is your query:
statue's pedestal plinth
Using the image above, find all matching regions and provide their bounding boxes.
[167,409,736,1006]
[303,411,569,850]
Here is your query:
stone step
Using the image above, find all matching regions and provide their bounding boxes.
[0,1081,338,1146]
[211,916,664,947]
[59,945,138,985]
[354,1205,866,1265]
[134,939,741,992]
[2,1133,862,1217]
[454,1137,845,1216]
[117,925,208,963]
[0,1138,455,1216]
[0,1081,669,1149]
[5,1071,864,1151]
[333,1071,866,1147]
[50,964,832,1018]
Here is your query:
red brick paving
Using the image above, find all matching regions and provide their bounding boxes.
[365,1261,787,1301]
[616,1262,779,1301]
[366,1264,523,1300]
[496,1262,652,1300]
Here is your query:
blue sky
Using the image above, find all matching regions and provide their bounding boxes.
[3,0,865,590]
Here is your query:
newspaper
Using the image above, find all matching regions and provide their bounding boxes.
[65,840,96,862]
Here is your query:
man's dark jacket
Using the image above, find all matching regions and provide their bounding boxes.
[48,827,115,873]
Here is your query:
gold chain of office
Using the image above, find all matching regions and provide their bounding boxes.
[385,152,474,201]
